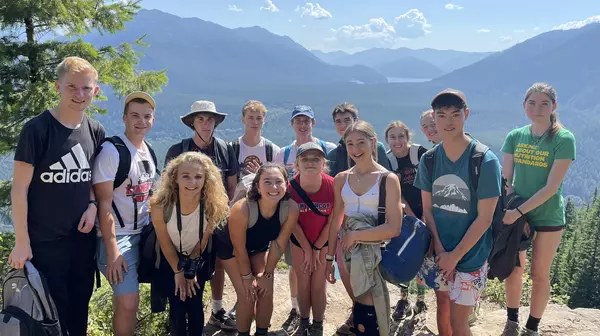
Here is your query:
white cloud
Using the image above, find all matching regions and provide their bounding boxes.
[553,15,600,30]
[228,5,242,12]
[394,9,431,38]
[477,29,490,33]
[500,36,513,43]
[331,18,396,47]
[445,4,463,10]
[260,0,279,13]
[299,3,332,20]
[533,26,540,31]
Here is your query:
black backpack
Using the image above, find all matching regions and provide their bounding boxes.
[423,142,507,251]
[230,138,275,164]
[99,136,160,230]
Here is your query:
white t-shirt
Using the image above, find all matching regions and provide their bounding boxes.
[236,136,281,177]
[166,204,207,255]
[274,138,337,177]
[92,135,156,235]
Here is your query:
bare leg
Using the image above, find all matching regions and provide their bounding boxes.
[211,258,225,304]
[291,244,312,319]
[449,302,473,336]
[311,249,328,321]
[221,257,254,332]
[436,290,453,336]
[113,292,139,336]
[251,252,273,329]
[336,240,354,300]
[505,251,527,309]
[529,231,563,318]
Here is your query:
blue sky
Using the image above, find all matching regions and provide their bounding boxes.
[140,0,600,53]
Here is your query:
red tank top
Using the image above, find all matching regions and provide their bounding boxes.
[289,173,334,244]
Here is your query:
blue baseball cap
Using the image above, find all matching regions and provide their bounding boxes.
[290,105,315,120]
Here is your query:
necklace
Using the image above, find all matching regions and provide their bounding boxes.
[529,125,550,147]
[354,168,376,182]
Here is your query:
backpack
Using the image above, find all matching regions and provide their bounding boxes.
[387,144,422,172]
[377,173,432,287]
[100,136,161,230]
[181,137,231,170]
[231,138,275,164]
[423,141,507,227]
[247,198,289,229]
[283,140,328,165]
[0,261,62,336]
[487,194,535,281]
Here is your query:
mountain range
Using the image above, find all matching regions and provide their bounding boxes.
[312,48,494,79]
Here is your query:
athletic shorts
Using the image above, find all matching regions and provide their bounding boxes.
[417,256,488,307]
[215,227,270,261]
[96,234,140,296]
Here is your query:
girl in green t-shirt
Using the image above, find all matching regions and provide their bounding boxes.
[500,82,576,336]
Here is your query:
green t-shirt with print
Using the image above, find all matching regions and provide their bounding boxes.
[500,126,576,227]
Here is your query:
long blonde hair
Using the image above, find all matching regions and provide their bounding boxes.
[150,152,229,233]
[343,120,379,163]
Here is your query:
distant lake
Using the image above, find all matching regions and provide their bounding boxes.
[387,77,432,83]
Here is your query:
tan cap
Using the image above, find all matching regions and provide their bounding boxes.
[431,88,467,107]
[124,91,156,109]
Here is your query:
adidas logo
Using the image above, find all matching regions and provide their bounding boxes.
[41,144,92,184]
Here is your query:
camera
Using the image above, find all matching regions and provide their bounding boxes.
[177,255,201,280]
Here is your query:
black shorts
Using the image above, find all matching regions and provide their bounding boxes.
[290,234,329,250]
[534,225,565,232]
[215,227,270,260]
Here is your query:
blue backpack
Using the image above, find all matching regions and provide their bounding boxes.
[376,172,431,288]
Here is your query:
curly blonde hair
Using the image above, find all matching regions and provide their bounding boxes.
[150,152,229,233]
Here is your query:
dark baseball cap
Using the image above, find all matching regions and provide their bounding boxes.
[296,142,325,158]
[290,105,315,120]
[431,88,468,107]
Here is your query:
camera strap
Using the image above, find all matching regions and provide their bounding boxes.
[176,195,205,256]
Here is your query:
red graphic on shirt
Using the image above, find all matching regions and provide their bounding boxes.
[126,182,153,202]
[399,166,417,186]
[289,173,335,244]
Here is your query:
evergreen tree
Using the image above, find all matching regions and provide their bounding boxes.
[0,0,168,209]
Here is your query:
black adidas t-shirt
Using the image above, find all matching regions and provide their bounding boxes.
[164,137,238,186]
[14,110,105,244]
[393,145,427,219]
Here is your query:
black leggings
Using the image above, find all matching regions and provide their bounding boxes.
[168,281,206,336]
[351,301,379,336]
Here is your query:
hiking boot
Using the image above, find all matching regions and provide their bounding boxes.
[336,312,354,335]
[411,300,428,315]
[295,326,310,336]
[208,308,237,331]
[392,299,410,321]
[501,320,520,336]
[519,327,540,336]
[310,324,323,336]
[281,308,301,335]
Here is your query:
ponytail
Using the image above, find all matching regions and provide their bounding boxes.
[548,111,563,139]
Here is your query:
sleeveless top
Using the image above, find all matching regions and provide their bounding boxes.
[246,201,282,251]
[341,169,382,217]
[166,204,207,255]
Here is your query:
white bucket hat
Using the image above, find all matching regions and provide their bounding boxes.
[180,100,227,129]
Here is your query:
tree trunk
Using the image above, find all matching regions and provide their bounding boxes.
[24,14,37,83]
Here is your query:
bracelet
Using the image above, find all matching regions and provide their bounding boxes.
[311,244,322,251]
[325,254,335,262]
[89,200,98,207]
[262,272,274,279]
[241,272,253,280]
[516,207,525,216]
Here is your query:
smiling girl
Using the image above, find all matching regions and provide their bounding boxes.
[500,83,576,336]
[150,152,229,336]
[326,120,403,336]
[420,110,442,145]
[217,163,300,336]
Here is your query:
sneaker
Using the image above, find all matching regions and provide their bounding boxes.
[208,308,237,331]
[411,300,428,315]
[336,312,354,335]
[501,320,520,336]
[295,326,310,336]
[519,327,540,336]
[392,299,410,321]
[310,324,323,336]
[282,309,301,335]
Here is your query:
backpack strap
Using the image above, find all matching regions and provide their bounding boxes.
[409,144,421,166]
[247,199,259,229]
[377,171,391,225]
[290,178,327,217]
[283,145,292,165]
[469,142,489,192]
[318,140,327,153]
[231,138,241,163]
[144,140,161,177]
[100,136,131,229]
[279,199,289,225]
[181,138,192,153]
[386,149,398,172]
[264,139,274,162]
[163,202,174,225]
[214,138,231,170]
[423,146,437,183]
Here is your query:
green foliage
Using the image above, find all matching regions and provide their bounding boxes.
[0,0,168,155]
[0,232,15,302]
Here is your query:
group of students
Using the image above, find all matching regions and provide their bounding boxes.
[6,55,576,336]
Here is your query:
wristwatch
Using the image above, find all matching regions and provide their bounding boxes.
[325,254,335,262]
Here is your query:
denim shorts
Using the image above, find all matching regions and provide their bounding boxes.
[96,234,140,296]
